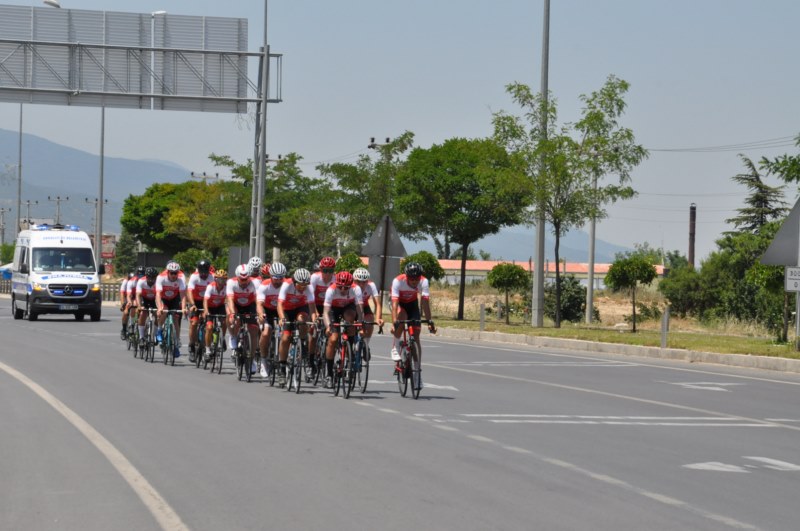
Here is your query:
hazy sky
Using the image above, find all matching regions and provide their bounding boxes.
[1,0,799,262]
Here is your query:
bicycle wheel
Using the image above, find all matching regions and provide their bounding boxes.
[333,352,342,397]
[267,334,277,387]
[242,332,252,382]
[313,334,326,387]
[168,321,177,366]
[294,340,304,394]
[343,342,354,399]
[195,327,204,368]
[161,321,170,365]
[358,344,370,394]
[410,340,422,399]
[397,348,409,397]
[215,332,224,375]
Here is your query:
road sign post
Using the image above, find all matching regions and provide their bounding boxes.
[363,215,406,310]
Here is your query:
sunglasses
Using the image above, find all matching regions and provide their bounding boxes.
[168,271,178,276]
[321,268,334,274]
[271,276,285,281]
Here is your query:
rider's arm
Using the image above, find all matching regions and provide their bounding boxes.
[324,304,333,329]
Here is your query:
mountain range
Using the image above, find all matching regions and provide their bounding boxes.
[1,128,630,261]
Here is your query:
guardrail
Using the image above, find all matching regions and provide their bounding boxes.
[0,280,123,302]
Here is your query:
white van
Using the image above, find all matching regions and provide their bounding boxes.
[11,224,105,321]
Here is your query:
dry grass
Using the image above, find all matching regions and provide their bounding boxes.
[428,283,798,359]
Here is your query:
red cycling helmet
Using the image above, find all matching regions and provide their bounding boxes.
[319,256,336,270]
[260,264,271,278]
[335,270,353,288]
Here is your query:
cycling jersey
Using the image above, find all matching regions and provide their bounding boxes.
[156,271,186,301]
[187,271,213,305]
[226,278,259,307]
[358,281,379,305]
[323,284,363,308]
[391,274,430,303]
[278,281,314,311]
[203,282,226,309]
[126,275,142,303]
[256,279,284,311]
[120,278,129,302]
[309,271,334,306]
[136,278,158,301]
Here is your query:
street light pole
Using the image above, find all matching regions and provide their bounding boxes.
[22,200,38,228]
[0,208,11,246]
[15,103,22,239]
[532,0,550,327]
[585,172,597,323]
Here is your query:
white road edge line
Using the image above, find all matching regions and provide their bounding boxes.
[0,361,189,531]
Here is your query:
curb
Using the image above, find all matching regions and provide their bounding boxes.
[434,327,800,375]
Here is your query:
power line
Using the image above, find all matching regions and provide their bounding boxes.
[649,135,797,153]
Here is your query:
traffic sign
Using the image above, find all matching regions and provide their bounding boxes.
[785,266,800,292]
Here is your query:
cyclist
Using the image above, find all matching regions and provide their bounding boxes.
[156,260,187,358]
[353,267,383,348]
[256,262,287,378]
[323,270,364,388]
[186,259,214,362]
[119,271,134,339]
[390,262,436,387]
[226,264,260,373]
[277,267,316,387]
[203,268,229,356]
[309,256,336,361]
[123,266,146,339]
[246,256,263,279]
[135,267,159,340]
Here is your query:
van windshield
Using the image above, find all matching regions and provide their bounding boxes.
[32,248,96,273]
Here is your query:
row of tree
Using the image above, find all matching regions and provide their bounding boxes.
[118,75,649,324]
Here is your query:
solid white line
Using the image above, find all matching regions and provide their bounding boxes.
[467,435,495,443]
[742,457,800,471]
[0,361,189,531]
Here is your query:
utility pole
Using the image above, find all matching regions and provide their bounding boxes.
[85,197,108,237]
[0,207,11,246]
[22,200,38,228]
[532,0,550,327]
[190,172,222,184]
[689,203,697,269]
[47,195,69,225]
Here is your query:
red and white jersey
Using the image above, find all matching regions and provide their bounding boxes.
[309,271,334,306]
[126,276,141,300]
[120,278,129,299]
[256,279,285,310]
[156,271,186,301]
[136,278,158,301]
[357,281,379,305]
[226,278,259,307]
[391,274,430,304]
[203,282,227,309]
[323,284,363,308]
[278,282,314,311]
[187,271,213,304]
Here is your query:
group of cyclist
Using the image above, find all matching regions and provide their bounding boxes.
[119,255,436,389]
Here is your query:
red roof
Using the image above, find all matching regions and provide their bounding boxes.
[361,258,665,275]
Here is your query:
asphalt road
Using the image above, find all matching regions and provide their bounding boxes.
[3,301,800,531]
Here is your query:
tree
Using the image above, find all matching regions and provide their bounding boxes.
[1,243,14,264]
[395,137,532,319]
[487,263,530,324]
[763,133,800,185]
[113,228,138,277]
[544,275,594,323]
[401,251,445,282]
[604,255,657,332]
[335,253,366,273]
[725,155,788,234]
[121,183,194,254]
[317,131,418,248]
[493,75,647,328]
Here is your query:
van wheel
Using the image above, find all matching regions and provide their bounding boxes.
[90,311,101,322]
[26,300,38,321]
[75,313,85,321]
[12,296,23,320]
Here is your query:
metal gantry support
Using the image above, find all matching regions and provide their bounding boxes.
[84,197,107,237]
[0,207,11,246]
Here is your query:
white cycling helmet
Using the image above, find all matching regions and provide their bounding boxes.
[235,263,249,280]
[353,267,370,281]
[269,262,287,277]
[293,268,311,284]
[247,256,263,275]
[166,260,180,273]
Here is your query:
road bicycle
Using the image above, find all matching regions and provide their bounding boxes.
[203,314,226,374]
[262,318,280,387]
[330,320,363,399]
[310,317,327,387]
[393,319,432,400]
[140,308,158,363]
[160,309,184,367]
[231,313,257,382]
[282,320,310,393]
[354,321,377,394]
[193,313,206,369]
[125,308,139,356]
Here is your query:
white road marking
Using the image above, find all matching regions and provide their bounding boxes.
[684,462,750,472]
[457,414,777,427]
[438,360,635,367]
[367,380,459,391]
[467,435,494,443]
[742,457,800,471]
[0,361,189,531]
[664,381,746,392]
